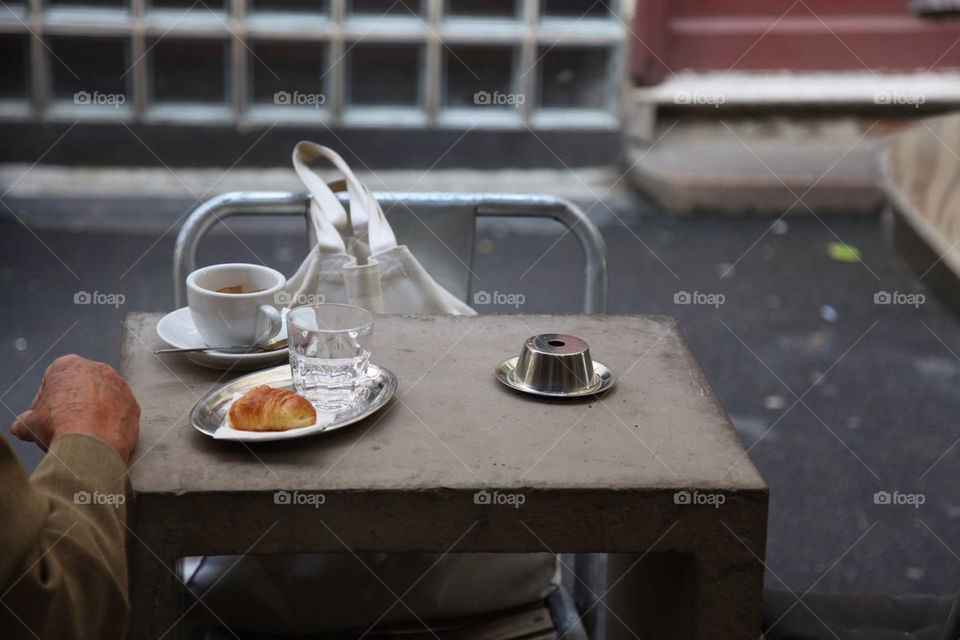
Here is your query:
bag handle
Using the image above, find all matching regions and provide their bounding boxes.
[292,145,349,253]
[292,142,398,258]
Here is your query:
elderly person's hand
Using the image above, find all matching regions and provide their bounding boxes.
[10,355,140,464]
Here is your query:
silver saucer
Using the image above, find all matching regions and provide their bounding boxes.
[496,357,614,398]
[190,363,397,441]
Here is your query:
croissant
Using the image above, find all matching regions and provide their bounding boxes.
[228,385,316,431]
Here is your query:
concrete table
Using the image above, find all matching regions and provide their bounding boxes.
[121,312,768,640]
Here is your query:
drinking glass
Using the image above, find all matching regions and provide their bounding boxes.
[287,303,374,411]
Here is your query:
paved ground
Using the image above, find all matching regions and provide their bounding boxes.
[1,189,958,604]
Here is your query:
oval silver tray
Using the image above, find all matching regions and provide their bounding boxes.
[190,363,398,442]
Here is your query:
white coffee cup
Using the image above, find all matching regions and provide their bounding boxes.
[186,263,286,347]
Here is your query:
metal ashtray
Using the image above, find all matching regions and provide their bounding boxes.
[496,333,614,398]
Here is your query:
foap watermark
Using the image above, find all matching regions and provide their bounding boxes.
[473,90,525,107]
[674,291,725,308]
[274,490,325,508]
[874,291,925,308]
[74,90,126,108]
[874,490,925,509]
[874,91,926,108]
[674,490,726,508]
[473,290,525,309]
[275,291,326,306]
[674,91,726,108]
[74,490,125,509]
[473,490,525,509]
[274,90,326,108]
[74,290,125,308]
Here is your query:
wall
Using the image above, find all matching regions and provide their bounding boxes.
[633,0,960,84]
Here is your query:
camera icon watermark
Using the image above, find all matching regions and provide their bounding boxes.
[74,290,125,308]
[873,291,924,308]
[473,90,525,107]
[472,290,525,309]
[275,291,326,306]
[874,91,926,108]
[473,489,525,509]
[673,490,725,508]
[274,490,325,508]
[73,90,126,108]
[673,291,725,308]
[274,90,326,108]
[674,91,726,108]
[873,490,924,509]
[74,490,125,509]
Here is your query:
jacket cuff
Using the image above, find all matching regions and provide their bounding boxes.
[33,434,131,511]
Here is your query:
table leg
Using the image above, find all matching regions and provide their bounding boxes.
[605,548,762,640]
[606,552,694,640]
[128,538,182,640]
[688,548,764,640]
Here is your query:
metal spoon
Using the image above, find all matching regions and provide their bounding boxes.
[154,339,287,355]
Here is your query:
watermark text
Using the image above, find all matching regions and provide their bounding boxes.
[474,490,525,509]
[274,490,326,508]
[473,290,525,309]
[74,291,125,308]
[874,490,924,508]
[674,291,725,308]
[674,490,725,508]
[74,490,125,509]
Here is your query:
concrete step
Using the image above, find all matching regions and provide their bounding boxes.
[622,71,960,215]
[624,118,891,215]
[0,164,645,233]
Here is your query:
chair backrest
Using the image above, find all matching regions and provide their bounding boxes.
[880,114,960,318]
[173,191,607,313]
[881,114,960,269]
[373,194,478,301]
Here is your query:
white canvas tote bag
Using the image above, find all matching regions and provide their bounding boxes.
[283,141,476,315]
[191,142,559,634]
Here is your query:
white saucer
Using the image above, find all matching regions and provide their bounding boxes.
[156,307,289,371]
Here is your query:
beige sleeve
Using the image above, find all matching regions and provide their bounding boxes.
[0,433,132,640]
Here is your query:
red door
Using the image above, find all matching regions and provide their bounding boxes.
[633,0,960,84]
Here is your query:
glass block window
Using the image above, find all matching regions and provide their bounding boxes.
[539,46,612,110]
[0,35,30,100]
[48,36,129,102]
[151,39,229,104]
[444,46,515,108]
[447,0,518,19]
[542,0,615,19]
[348,44,423,107]
[249,0,327,13]
[250,41,327,105]
[48,0,125,7]
[351,0,422,16]
[1,0,624,128]
[151,0,226,9]
[0,2,27,20]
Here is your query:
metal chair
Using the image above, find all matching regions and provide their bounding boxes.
[880,113,960,320]
[172,190,609,640]
[173,191,607,314]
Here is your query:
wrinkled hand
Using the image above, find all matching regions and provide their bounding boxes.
[11,355,140,464]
